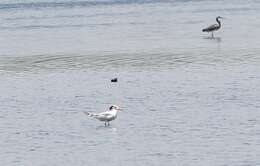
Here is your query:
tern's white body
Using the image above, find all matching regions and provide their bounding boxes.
[84,105,121,126]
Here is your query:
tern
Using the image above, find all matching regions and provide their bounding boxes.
[202,16,224,37]
[84,105,122,126]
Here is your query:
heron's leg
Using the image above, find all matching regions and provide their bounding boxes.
[108,122,110,126]
[105,122,107,126]
[211,32,214,38]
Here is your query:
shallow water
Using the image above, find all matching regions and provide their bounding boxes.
[1,0,260,165]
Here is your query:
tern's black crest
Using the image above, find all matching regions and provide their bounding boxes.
[109,106,115,110]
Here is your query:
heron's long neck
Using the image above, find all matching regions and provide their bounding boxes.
[216,18,221,27]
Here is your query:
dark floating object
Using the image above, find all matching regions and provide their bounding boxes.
[202,16,223,38]
[111,78,118,82]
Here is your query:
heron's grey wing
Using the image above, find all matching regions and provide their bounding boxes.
[202,24,218,32]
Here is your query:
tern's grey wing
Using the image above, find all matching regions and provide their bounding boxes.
[95,112,114,121]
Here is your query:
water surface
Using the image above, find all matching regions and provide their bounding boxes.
[0,0,260,165]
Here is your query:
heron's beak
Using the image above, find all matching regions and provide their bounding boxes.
[118,108,123,111]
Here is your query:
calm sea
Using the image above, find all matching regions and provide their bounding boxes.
[0,0,260,165]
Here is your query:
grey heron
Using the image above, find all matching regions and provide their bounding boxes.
[202,16,223,37]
